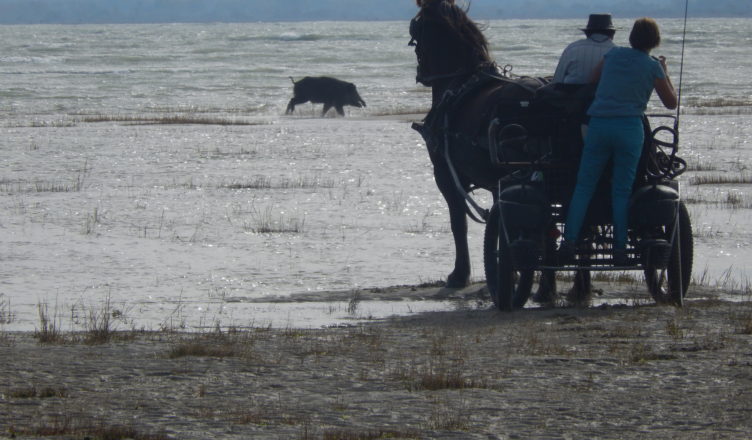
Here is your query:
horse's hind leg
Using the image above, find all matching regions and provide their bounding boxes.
[432,154,471,288]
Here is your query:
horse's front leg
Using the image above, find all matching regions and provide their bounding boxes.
[431,153,471,288]
[446,192,471,288]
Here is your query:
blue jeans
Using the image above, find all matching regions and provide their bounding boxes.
[564,116,644,249]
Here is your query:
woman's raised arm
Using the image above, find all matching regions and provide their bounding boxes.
[654,56,678,110]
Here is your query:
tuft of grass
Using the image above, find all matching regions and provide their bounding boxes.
[8,386,68,399]
[733,305,752,335]
[417,369,486,391]
[244,206,305,234]
[8,416,170,440]
[686,160,719,172]
[690,173,752,186]
[0,293,14,325]
[723,191,750,209]
[347,290,362,315]
[82,207,100,235]
[222,175,336,190]
[424,397,472,431]
[322,429,422,439]
[232,409,301,426]
[222,176,272,190]
[693,97,752,107]
[391,363,487,392]
[9,160,91,194]
[82,294,116,345]
[371,106,430,117]
[36,294,136,345]
[665,318,685,340]
[35,302,64,344]
[167,342,240,358]
[683,96,752,112]
[167,330,255,359]
[33,180,77,192]
[81,114,264,126]
[628,343,678,364]
[554,270,642,285]
[739,317,752,335]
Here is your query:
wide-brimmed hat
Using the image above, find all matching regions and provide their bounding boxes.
[581,14,615,32]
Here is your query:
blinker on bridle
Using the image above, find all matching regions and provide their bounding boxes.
[408,14,480,85]
[408,16,420,46]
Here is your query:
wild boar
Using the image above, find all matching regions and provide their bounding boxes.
[286,76,366,117]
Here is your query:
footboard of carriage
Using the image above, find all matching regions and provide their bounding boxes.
[483,113,693,311]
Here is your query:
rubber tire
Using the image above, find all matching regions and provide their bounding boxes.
[483,204,535,311]
[645,201,693,305]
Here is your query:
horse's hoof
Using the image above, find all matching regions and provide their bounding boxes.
[532,271,557,305]
[565,287,592,307]
[445,273,470,289]
[531,290,556,306]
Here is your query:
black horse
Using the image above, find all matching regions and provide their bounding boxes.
[408,1,542,286]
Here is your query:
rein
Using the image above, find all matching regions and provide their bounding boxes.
[675,0,689,132]
[645,0,690,181]
[418,68,476,85]
[419,65,541,225]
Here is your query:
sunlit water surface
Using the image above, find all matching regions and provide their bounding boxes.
[1,18,750,331]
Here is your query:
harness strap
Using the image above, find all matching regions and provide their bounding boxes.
[442,113,490,223]
[478,70,546,94]
[412,65,547,224]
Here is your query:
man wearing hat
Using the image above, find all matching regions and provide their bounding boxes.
[553,14,616,85]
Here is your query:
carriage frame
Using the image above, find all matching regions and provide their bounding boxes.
[478,88,693,311]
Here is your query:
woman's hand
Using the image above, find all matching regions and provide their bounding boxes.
[658,55,669,74]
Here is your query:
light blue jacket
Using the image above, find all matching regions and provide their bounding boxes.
[587,47,666,117]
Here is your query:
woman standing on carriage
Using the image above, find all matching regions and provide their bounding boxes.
[560,17,678,265]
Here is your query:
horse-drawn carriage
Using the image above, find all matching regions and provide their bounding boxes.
[409,1,693,311]
[481,87,693,310]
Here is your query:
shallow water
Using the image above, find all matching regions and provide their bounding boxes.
[1,19,751,331]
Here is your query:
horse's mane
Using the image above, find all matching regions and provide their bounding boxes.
[418,0,492,64]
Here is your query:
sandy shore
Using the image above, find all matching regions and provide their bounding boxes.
[1,285,751,439]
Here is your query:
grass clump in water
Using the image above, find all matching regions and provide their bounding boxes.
[689,173,752,186]
[81,114,264,126]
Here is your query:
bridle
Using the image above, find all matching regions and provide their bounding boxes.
[409,13,478,86]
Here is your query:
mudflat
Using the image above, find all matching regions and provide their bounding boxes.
[1,287,751,439]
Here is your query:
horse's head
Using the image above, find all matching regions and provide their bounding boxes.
[409,0,492,87]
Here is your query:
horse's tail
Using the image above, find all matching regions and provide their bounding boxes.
[289,76,296,84]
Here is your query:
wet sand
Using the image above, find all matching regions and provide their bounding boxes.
[1,284,751,439]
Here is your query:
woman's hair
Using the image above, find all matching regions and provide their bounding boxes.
[629,18,661,52]
[416,0,455,6]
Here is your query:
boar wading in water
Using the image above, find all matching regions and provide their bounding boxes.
[286,76,366,117]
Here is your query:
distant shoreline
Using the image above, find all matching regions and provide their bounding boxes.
[3,12,751,26]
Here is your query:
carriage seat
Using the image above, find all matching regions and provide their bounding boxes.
[532,82,596,121]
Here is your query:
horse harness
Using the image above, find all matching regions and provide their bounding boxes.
[411,65,549,223]
[412,65,546,154]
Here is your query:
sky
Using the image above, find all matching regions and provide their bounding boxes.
[0,0,749,24]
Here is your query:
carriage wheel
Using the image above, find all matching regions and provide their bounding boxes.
[645,201,693,305]
[483,204,534,311]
